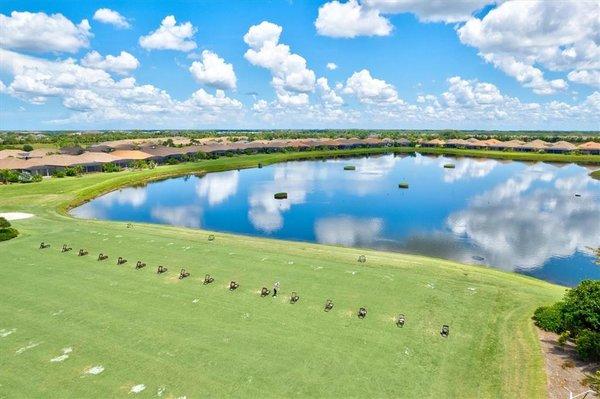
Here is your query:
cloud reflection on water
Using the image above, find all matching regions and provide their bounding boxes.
[195,170,239,206]
[315,216,384,246]
[445,166,600,270]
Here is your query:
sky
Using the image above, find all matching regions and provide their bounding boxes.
[0,0,599,131]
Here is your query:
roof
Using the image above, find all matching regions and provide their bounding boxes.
[139,145,187,157]
[550,141,578,150]
[0,149,22,159]
[520,139,550,149]
[578,141,600,150]
[109,150,153,160]
[425,138,445,145]
[0,157,30,170]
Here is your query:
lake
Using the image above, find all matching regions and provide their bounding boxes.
[71,154,600,286]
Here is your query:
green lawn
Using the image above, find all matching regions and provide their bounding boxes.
[0,151,569,398]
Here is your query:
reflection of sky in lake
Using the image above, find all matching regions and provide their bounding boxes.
[71,154,600,286]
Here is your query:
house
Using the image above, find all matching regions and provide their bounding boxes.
[445,138,468,148]
[422,138,445,147]
[109,150,153,166]
[489,140,525,151]
[518,139,551,152]
[578,141,600,155]
[462,138,486,149]
[394,138,411,147]
[548,141,578,153]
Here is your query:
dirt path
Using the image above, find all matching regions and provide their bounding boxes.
[538,328,598,398]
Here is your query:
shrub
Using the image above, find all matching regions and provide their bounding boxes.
[64,165,83,176]
[102,163,121,173]
[0,217,10,228]
[52,169,66,178]
[562,280,600,334]
[533,302,565,333]
[0,169,20,183]
[576,330,600,361]
[32,174,43,182]
[0,227,19,242]
[132,160,149,169]
[18,171,34,183]
[22,144,33,152]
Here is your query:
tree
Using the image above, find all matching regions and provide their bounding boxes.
[22,144,34,152]
[561,280,600,334]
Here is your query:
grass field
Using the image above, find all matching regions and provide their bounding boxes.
[0,150,575,398]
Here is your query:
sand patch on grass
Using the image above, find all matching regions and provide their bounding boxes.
[130,384,146,393]
[0,212,34,220]
[0,328,16,338]
[50,347,73,362]
[16,341,41,354]
[84,365,104,375]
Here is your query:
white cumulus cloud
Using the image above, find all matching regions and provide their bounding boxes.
[93,8,130,29]
[326,62,338,70]
[315,0,392,38]
[458,0,600,93]
[343,69,399,104]
[81,51,139,75]
[0,11,91,53]
[363,0,492,23]
[139,15,197,52]
[189,50,237,90]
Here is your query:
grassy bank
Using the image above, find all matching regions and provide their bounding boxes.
[0,151,568,398]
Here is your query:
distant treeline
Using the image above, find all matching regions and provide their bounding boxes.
[0,129,598,149]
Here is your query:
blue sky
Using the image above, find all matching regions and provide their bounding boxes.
[0,0,598,130]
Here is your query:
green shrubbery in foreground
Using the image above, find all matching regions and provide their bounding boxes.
[0,217,18,242]
[533,280,600,361]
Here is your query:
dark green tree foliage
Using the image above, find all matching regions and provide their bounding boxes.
[22,144,33,152]
[576,330,600,361]
[533,280,600,361]
[0,217,18,242]
[562,280,600,334]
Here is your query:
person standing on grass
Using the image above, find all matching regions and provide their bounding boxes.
[273,281,280,297]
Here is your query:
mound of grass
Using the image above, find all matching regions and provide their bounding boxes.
[0,152,565,398]
[274,192,288,199]
[398,182,409,189]
[443,163,456,169]
[344,165,356,170]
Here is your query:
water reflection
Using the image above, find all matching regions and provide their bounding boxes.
[71,154,600,285]
[196,170,239,206]
[452,167,599,269]
[248,163,318,232]
[315,216,384,246]
[99,187,148,207]
[150,205,202,228]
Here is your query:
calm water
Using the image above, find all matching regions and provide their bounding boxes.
[72,154,600,286]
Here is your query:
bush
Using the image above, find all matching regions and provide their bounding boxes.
[22,144,33,152]
[32,174,43,182]
[102,163,121,173]
[18,171,34,183]
[0,169,20,183]
[533,302,565,333]
[64,165,83,176]
[0,227,18,241]
[562,280,600,334]
[576,330,600,361]
[52,169,66,178]
[0,217,10,228]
